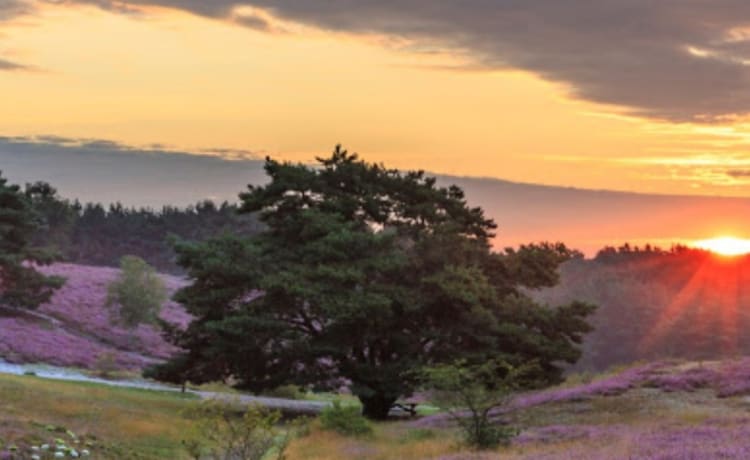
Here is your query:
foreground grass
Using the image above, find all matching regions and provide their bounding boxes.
[5,361,750,459]
[0,374,197,459]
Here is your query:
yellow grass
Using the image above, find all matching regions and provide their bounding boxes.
[0,374,196,459]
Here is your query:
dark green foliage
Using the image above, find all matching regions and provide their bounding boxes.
[25,192,262,274]
[106,256,167,328]
[67,200,262,274]
[319,401,373,437]
[0,173,64,309]
[152,146,595,419]
[24,181,79,254]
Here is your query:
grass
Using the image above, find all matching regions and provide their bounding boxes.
[5,360,750,459]
[285,422,461,460]
[0,374,198,459]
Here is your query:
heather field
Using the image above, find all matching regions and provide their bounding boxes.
[0,264,189,371]
[5,359,750,459]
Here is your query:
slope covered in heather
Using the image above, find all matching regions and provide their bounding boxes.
[0,263,189,370]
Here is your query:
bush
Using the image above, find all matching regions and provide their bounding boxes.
[422,360,537,449]
[319,401,372,437]
[106,256,167,329]
[264,385,304,400]
[181,400,288,460]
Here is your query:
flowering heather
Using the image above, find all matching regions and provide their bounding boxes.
[512,419,750,460]
[0,263,190,370]
[642,358,750,397]
[0,317,153,370]
[511,362,667,410]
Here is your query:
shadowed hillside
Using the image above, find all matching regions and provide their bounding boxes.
[535,247,750,371]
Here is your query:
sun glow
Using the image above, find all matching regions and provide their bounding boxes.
[694,236,750,256]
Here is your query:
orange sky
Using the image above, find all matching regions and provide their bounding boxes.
[2,2,750,197]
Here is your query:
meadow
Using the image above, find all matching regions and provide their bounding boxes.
[4,359,750,459]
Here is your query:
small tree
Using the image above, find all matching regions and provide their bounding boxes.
[106,255,167,329]
[422,360,536,449]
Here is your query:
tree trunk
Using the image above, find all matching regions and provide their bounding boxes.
[359,394,396,420]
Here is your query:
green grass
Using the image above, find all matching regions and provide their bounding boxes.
[0,374,198,459]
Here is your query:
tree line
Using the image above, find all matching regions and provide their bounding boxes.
[24,182,262,274]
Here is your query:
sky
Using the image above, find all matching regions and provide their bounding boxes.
[3,1,750,249]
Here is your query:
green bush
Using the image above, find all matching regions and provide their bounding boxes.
[264,384,304,400]
[106,255,167,329]
[181,400,288,460]
[421,360,537,450]
[319,401,372,437]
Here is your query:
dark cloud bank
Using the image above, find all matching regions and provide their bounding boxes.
[3,136,750,255]
[40,0,750,121]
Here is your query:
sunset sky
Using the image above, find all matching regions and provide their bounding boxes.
[3,1,750,196]
[4,1,750,252]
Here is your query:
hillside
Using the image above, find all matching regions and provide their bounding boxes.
[0,264,188,371]
[536,248,750,371]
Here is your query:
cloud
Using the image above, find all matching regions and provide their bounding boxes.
[0,135,265,208]
[726,169,750,178]
[0,0,28,20]
[50,0,750,122]
[0,56,29,71]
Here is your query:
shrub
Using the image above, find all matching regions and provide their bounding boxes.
[264,384,304,400]
[319,401,373,437]
[421,360,536,449]
[181,400,288,460]
[106,256,167,329]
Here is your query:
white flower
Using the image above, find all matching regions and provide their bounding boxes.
[41,444,50,451]
[31,455,41,460]
[54,453,65,459]
[81,449,90,457]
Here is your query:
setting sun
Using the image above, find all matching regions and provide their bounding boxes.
[693,236,750,256]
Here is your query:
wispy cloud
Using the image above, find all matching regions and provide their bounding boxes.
[0,56,29,71]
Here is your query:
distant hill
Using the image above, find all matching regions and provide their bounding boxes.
[535,248,750,371]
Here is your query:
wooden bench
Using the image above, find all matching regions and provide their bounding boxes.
[390,402,418,417]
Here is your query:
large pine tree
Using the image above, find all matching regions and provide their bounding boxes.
[149,147,595,419]
[0,173,64,309]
